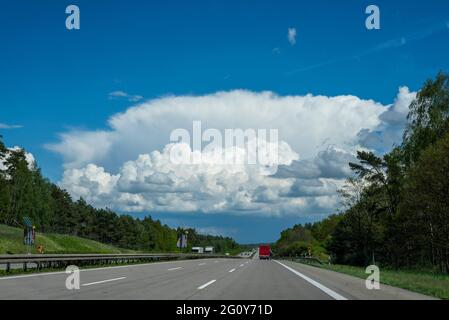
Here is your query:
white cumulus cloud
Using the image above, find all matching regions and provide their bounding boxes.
[0,147,35,172]
[49,89,415,217]
[357,86,416,152]
[288,27,297,45]
[108,91,143,102]
[0,123,23,129]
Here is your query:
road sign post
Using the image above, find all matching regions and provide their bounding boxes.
[23,217,35,254]
[177,231,188,253]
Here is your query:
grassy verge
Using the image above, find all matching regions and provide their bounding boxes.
[298,260,449,299]
[1,224,243,256]
[0,224,134,254]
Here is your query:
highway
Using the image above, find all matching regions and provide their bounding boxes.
[0,251,436,300]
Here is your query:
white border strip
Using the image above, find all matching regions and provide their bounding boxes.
[274,260,348,300]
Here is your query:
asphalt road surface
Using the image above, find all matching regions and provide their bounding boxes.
[0,252,436,300]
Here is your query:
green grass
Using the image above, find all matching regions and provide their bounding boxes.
[0,224,134,254]
[301,260,449,300]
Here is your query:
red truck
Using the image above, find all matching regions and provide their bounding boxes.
[259,245,271,260]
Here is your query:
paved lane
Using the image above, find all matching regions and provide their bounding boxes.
[0,258,245,300]
[191,259,333,300]
[0,257,436,300]
[276,260,436,300]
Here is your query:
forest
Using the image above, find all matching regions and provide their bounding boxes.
[274,72,449,274]
[0,141,239,253]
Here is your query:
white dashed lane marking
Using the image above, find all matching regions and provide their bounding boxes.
[82,277,126,287]
[198,280,216,290]
[167,267,183,271]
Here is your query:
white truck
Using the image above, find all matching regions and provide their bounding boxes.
[192,247,204,253]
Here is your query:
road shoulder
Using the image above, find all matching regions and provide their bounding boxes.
[279,260,438,300]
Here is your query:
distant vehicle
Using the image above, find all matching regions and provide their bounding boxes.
[259,245,271,260]
[205,246,214,253]
[192,247,204,253]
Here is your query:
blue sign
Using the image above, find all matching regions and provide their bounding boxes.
[23,216,35,246]
[177,234,187,249]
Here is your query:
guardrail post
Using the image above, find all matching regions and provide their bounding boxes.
[23,262,27,272]
[6,262,10,273]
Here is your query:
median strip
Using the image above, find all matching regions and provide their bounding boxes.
[198,280,216,290]
[274,260,348,300]
[82,277,126,287]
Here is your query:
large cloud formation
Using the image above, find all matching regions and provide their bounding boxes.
[47,89,415,217]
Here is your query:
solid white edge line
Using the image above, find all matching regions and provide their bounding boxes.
[82,277,126,287]
[0,259,213,281]
[0,270,67,280]
[228,268,236,273]
[274,260,348,300]
[167,267,183,271]
[198,279,216,290]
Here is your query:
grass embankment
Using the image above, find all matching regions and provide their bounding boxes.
[0,224,134,254]
[301,260,449,299]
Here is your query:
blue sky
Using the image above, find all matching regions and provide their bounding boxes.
[1,0,448,243]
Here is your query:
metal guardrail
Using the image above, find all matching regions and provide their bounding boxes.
[273,256,324,265]
[0,253,240,273]
[292,256,324,264]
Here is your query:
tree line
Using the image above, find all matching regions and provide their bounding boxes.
[275,73,449,273]
[0,141,239,253]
